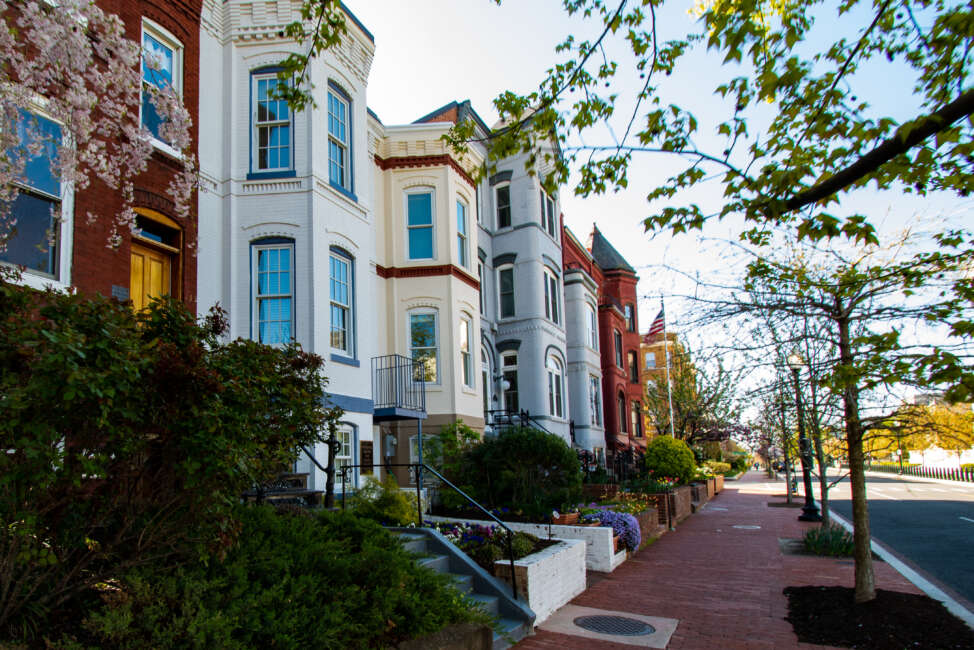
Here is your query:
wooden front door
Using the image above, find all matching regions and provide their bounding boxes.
[130,242,171,311]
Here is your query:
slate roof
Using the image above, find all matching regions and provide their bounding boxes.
[589,226,635,273]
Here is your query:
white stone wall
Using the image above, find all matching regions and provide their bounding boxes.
[493,538,586,624]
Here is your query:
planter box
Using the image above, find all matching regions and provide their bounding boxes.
[670,485,693,523]
[690,482,708,504]
[582,483,618,500]
[551,512,579,525]
[707,477,717,498]
[643,492,671,526]
[427,515,626,573]
[714,474,724,492]
[632,507,660,542]
[492,538,586,625]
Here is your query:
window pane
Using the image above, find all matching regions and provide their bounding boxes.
[407,193,432,225]
[14,112,61,197]
[496,185,511,228]
[408,226,433,259]
[142,33,174,89]
[0,192,57,274]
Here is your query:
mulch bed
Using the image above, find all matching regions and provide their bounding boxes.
[784,586,974,649]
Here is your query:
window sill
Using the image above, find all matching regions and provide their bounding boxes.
[330,353,360,367]
[328,180,358,203]
[461,385,477,395]
[150,137,185,162]
[246,170,297,181]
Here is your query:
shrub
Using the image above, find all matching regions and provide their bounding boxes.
[0,281,329,639]
[962,463,974,472]
[350,475,419,526]
[594,510,641,551]
[703,460,732,475]
[644,436,696,485]
[457,427,582,520]
[803,524,855,557]
[62,506,491,649]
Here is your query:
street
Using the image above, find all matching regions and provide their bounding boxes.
[822,471,974,606]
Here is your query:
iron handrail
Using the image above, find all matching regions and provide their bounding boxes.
[337,462,519,600]
[485,408,559,438]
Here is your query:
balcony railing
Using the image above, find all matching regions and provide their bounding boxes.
[372,354,426,421]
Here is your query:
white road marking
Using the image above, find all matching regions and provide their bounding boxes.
[960,516,974,524]
[869,488,901,501]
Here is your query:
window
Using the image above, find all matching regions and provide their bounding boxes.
[327,86,351,191]
[628,350,639,383]
[409,311,438,383]
[625,304,635,332]
[456,200,468,268]
[477,261,485,313]
[481,348,490,413]
[253,242,294,344]
[614,330,623,367]
[332,425,354,489]
[543,268,559,324]
[631,401,643,438]
[540,189,556,237]
[2,112,61,277]
[498,266,515,318]
[547,355,564,418]
[406,190,434,260]
[618,393,627,433]
[645,352,656,369]
[502,352,518,412]
[330,250,353,354]
[587,304,598,349]
[459,314,473,387]
[589,375,602,426]
[496,184,511,229]
[252,72,291,172]
[141,21,182,143]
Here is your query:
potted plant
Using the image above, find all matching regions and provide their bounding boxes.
[551,506,579,525]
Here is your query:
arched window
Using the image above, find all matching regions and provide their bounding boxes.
[547,354,564,418]
[330,247,354,357]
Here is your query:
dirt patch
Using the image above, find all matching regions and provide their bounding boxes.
[784,586,974,649]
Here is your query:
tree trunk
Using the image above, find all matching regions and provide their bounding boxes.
[324,422,337,508]
[838,314,875,603]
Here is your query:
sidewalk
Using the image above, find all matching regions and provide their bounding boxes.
[516,471,922,649]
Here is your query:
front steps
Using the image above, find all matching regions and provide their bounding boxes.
[394,528,535,649]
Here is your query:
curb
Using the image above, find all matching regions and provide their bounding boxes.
[862,469,974,488]
[827,508,974,630]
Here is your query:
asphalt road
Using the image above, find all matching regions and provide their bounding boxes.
[822,472,974,606]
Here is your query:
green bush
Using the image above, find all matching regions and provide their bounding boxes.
[803,524,855,557]
[350,475,420,526]
[644,436,696,485]
[61,506,490,649]
[456,427,582,519]
[703,460,732,475]
[962,463,974,472]
[0,280,329,639]
[729,455,750,472]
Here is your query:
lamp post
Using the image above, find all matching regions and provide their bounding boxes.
[787,353,822,522]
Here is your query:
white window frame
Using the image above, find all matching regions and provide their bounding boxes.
[587,303,598,349]
[540,188,556,237]
[477,261,485,313]
[329,250,353,355]
[459,313,473,388]
[251,71,292,173]
[408,309,439,384]
[332,424,354,490]
[497,265,515,319]
[589,374,602,426]
[252,242,295,345]
[502,351,519,413]
[495,183,511,229]
[456,199,469,268]
[140,18,183,156]
[405,187,435,261]
[543,267,560,325]
[645,352,656,369]
[327,86,351,190]
[547,354,564,419]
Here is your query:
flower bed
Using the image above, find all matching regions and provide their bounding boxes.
[426,520,555,573]
[492,538,586,624]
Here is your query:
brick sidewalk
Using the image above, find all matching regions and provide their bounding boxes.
[516,471,921,649]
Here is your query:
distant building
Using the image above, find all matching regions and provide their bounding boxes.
[640,331,683,438]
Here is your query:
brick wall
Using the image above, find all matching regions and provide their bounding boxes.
[670,485,692,523]
[493,538,586,624]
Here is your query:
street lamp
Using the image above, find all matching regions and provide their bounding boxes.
[787,352,822,522]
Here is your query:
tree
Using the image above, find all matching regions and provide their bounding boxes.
[1,0,196,249]
[0,276,329,637]
[644,344,744,446]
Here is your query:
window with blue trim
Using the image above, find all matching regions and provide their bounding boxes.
[327,87,351,191]
[1,111,61,277]
[330,250,353,354]
[141,21,182,144]
[406,190,434,260]
[253,73,291,172]
[253,242,294,344]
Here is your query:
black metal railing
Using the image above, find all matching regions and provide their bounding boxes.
[372,354,426,413]
[485,408,558,438]
[339,463,519,600]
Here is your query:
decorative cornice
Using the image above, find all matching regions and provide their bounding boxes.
[376,263,479,291]
[134,188,178,218]
[373,153,475,188]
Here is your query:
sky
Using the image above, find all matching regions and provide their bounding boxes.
[346,0,970,373]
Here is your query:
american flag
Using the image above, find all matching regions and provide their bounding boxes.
[646,308,665,338]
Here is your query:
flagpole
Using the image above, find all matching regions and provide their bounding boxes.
[662,296,676,437]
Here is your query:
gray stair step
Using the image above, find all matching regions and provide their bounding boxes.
[447,572,473,594]
[417,553,449,573]
[493,617,530,649]
[398,534,427,554]
[467,592,499,617]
